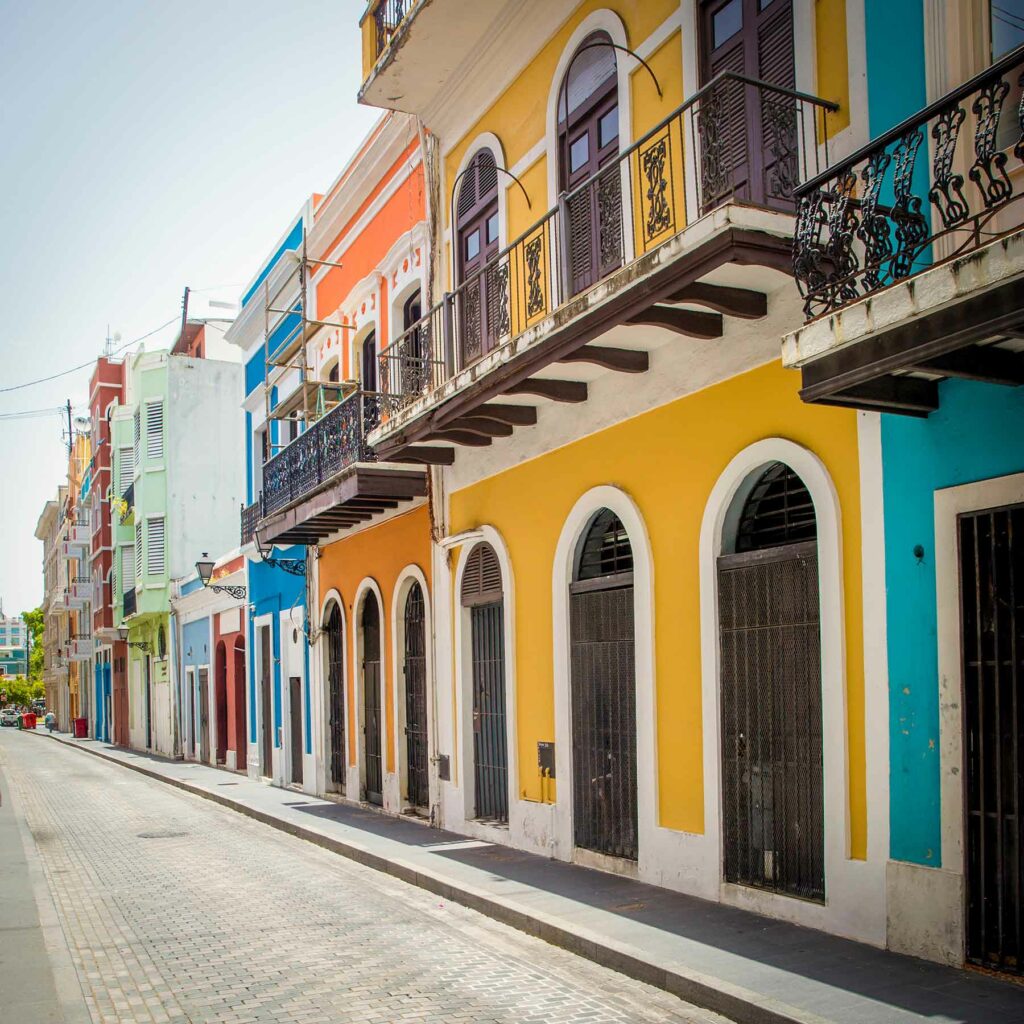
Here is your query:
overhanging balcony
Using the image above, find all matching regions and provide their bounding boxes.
[783,45,1024,415]
[255,389,426,547]
[68,577,94,608]
[372,73,837,460]
[122,588,137,619]
[241,500,260,547]
[68,634,94,661]
[359,0,502,114]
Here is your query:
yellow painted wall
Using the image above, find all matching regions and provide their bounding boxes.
[448,359,868,860]
[816,0,850,136]
[318,505,433,772]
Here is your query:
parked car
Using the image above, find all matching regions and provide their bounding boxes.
[0,708,20,727]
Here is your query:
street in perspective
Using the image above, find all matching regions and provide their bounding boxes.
[3,1,1024,1022]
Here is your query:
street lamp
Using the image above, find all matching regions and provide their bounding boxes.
[116,627,151,653]
[194,553,246,600]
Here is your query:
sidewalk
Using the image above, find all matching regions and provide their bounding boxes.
[0,741,91,1023]
[36,729,1024,1024]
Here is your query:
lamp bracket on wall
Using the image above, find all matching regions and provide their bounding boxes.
[253,534,306,577]
[208,584,247,600]
[126,641,151,653]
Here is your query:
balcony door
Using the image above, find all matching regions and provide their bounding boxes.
[456,150,501,367]
[559,31,622,296]
[699,0,796,211]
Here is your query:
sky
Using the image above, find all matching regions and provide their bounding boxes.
[0,1,380,614]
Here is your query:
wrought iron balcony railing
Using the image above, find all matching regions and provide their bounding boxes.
[371,0,413,64]
[794,45,1024,320]
[379,72,837,408]
[241,500,261,546]
[260,389,385,519]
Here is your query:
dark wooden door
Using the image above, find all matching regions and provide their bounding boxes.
[289,675,303,786]
[718,540,824,901]
[404,583,429,809]
[326,604,346,788]
[361,330,377,392]
[471,602,508,822]
[198,667,210,764]
[144,657,152,749]
[570,582,638,860]
[961,503,1024,975]
[699,0,796,210]
[260,625,273,778]
[362,597,384,806]
[457,170,501,367]
[562,54,621,295]
[188,669,197,758]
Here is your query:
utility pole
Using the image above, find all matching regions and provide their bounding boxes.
[65,399,72,455]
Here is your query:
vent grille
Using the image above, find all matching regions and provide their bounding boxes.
[461,542,503,606]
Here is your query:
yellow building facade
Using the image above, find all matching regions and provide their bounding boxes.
[353,0,887,946]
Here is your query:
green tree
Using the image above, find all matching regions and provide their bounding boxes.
[21,606,45,684]
[1,677,43,707]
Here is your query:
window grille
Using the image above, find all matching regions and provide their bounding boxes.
[134,523,143,582]
[146,517,165,576]
[575,509,633,580]
[118,447,134,495]
[145,401,164,460]
[736,463,817,552]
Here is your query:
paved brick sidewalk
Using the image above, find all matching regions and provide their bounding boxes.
[26,729,1024,1024]
[1,728,724,1024]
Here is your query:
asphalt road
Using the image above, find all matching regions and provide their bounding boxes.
[0,729,726,1024]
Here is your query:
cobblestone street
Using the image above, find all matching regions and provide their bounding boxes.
[0,731,724,1024]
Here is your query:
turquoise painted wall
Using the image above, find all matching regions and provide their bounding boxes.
[885,380,1024,864]
[864,0,926,137]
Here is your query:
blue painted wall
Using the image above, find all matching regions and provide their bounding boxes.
[864,0,926,138]
[94,661,110,743]
[181,617,211,751]
[241,219,304,308]
[885,380,1024,864]
[246,554,306,751]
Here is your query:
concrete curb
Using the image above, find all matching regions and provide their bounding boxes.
[36,730,831,1024]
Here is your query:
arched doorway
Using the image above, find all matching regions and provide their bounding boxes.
[233,637,246,771]
[569,508,637,860]
[462,542,508,823]
[558,31,621,295]
[361,594,384,806]
[717,461,823,901]
[360,329,377,392]
[324,601,346,791]
[456,149,500,366]
[215,641,228,765]
[403,582,428,809]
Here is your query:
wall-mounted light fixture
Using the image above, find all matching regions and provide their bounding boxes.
[195,553,247,600]
[116,626,151,653]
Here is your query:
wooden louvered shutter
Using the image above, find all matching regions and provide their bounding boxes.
[461,542,503,607]
[119,447,134,495]
[146,401,165,460]
[147,517,166,577]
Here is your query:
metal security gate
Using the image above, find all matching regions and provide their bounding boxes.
[961,503,1024,975]
[289,675,303,786]
[325,603,346,789]
[404,583,429,809]
[463,542,508,823]
[362,596,384,806]
[718,462,822,901]
[198,667,210,764]
[570,509,637,860]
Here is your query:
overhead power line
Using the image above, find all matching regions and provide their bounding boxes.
[0,316,179,395]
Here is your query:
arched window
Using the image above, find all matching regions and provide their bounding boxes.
[456,150,501,366]
[717,460,823,901]
[157,625,167,659]
[557,31,622,294]
[461,542,507,823]
[360,593,383,806]
[569,508,637,860]
[323,358,340,384]
[360,330,377,392]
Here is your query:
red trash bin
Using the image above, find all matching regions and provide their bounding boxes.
[22,713,36,731]
[73,717,88,738]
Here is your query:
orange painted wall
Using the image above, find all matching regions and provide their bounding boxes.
[318,504,433,771]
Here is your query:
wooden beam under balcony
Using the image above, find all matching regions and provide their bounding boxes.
[627,305,723,338]
[447,416,515,438]
[473,403,538,426]
[667,282,767,319]
[507,379,587,403]
[392,446,455,466]
[909,346,1024,387]
[558,346,649,373]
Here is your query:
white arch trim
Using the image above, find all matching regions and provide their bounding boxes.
[544,9,633,207]
[551,485,655,869]
[451,526,518,842]
[698,438,883,943]
[390,564,433,810]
